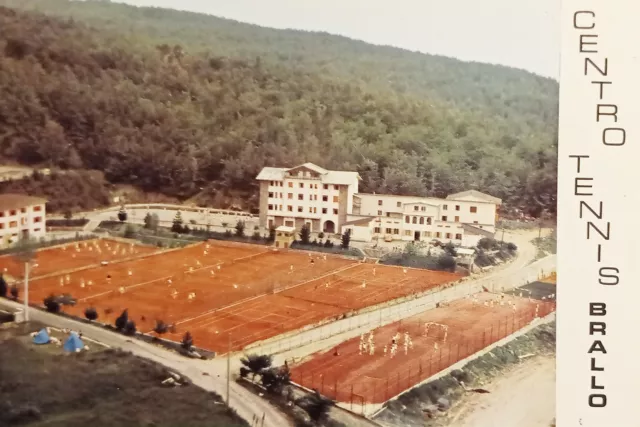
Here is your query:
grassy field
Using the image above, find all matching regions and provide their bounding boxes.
[0,322,248,427]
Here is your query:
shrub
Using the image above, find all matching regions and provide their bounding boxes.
[0,274,7,298]
[340,230,351,249]
[437,254,457,272]
[251,231,261,241]
[114,309,129,330]
[84,307,98,321]
[299,224,311,245]
[154,320,169,335]
[123,225,136,238]
[123,320,137,336]
[182,331,194,351]
[43,294,61,313]
[235,220,245,237]
[9,285,18,300]
[224,229,233,238]
[507,242,518,252]
[318,232,325,239]
[117,208,127,222]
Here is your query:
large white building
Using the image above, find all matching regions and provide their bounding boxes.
[256,163,360,233]
[343,190,501,247]
[0,194,47,248]
[255,163,502,247]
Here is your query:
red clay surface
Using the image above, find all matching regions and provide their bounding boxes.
[18,239,463,353]
[289,292,556,404]
[0,239,158,279]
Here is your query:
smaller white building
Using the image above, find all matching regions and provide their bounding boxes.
[0,194,47,248]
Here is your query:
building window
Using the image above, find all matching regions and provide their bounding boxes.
[20,208,26,213]
[323,184,328,190]
[412,217,417,224]
[322,195,328,202]
[470,206,477,213]
[442,216,447,221]
[455,205,460,211]
[423,231,432,237]
[268,204,273,210]
[386,212,391,217]
[288,193,293,199]
[34,206,42,212]
[419,217,424,225]
[334,185,339,190]
[473,221,478,224]
[299,183,304,188]
[421,206,426,211]
[21,218,26,225]
[393,228,399,235]
[436,232,441,238]
[377,210,382,216]
[268,192,274,198]
[454,216,459,222]
[455,233,462,240]
[279,205,283,211]
[385,228,392,234]
[34,228,41,232]
[442,205,448,211]
[279,193,283,198]
[288,182,293,188]
[405,216,410,223]
[378,200,383,206]
[333,196,339,203]
[396,201,402,208]
[10,210,16,216]
[404,230,411,236]
[0,224,3,229]
[413,206,418,211]
[0,212,4,217]
[9,221,17,228]
[298,207,304,213]
[446,233,452,239]
[374,227,381,233]
[333,209,338,215]
[322,208,328,214]
[313,207,317,213]
[427,217,432,225]
[287,206,293,212]
[298,194,304,201]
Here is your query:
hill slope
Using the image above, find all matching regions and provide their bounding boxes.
[0,2,557,214]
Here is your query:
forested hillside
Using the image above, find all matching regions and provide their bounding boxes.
[0,1,558,215]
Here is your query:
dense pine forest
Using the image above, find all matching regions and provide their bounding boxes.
[0,0,558,215]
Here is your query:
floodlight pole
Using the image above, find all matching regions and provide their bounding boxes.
[23,261,30,321]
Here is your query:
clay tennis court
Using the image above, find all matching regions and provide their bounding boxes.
[19,238,464,353]
[0,239,159,279]
[289,292,556,405]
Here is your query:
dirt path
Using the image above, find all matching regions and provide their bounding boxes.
[447,355,555,427]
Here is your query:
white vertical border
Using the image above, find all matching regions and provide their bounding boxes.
[558,1,640,426]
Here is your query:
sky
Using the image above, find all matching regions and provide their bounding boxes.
[118,0,560,79]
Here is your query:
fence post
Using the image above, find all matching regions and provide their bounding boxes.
[482,330,486,348]
[351,384,354,411]
[373,381,377,404]
[386,377,389,401]
[321,375,324,394]
[335,378,338,401]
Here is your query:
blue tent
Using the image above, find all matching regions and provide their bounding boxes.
[63,333,84,353]
[32,328,50,345]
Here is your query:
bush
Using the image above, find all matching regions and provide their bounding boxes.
[224,230,233,238]
[124,225,136,238]
[9,285,18,300]
[43,294,61,313]
[182,331,194,351]
[235,221,245,237]
[437,253,457,272]
[251,231,261,241]
[0,275,7,298]
[340,230,350,249]
[114,309,129,330]
[299,224,311,245]
[117,208,127,222]
[506,242,518,252]
[123,320,137,336]
[84,307,98,321]
[154,320,169,335]
[318,232,325,239]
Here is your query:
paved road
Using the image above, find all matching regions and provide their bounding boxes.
[0,299,292,427]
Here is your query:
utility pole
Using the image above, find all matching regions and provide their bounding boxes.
[24,261,30,321]
[226,333,231,407]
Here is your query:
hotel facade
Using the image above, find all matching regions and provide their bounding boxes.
[256,163,501,247]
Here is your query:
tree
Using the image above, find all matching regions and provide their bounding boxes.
[149,213,160,231]
[115,309,129,330]
[298,390,334,424]
[240,354,273,381]
[10,238,37,321]
[251,231,261,241]
[0,275,7,298]
[84,307,98,321]
[171,211,184,233]
[181,331,194,351]
[340,229,351,249]
[154,320,169,335]
[318,232,325,239]
[124,320,137,335]
[437,253,457,272]
[261,365,291,395]
[117,206,127,222]
[63,210,73,222]
[235,220,245,237]
[143,212,152,229]
[43,294,61,313]
[299,224,311,245]
[443,242,457,256]
[268,225,276,242]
